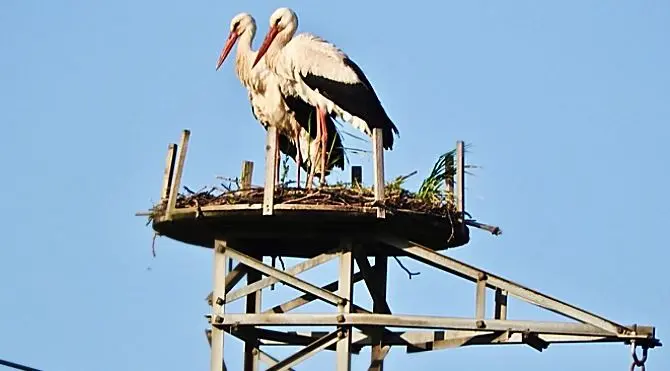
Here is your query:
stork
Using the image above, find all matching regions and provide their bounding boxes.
[252,7,400,182]
[215,12,345,188]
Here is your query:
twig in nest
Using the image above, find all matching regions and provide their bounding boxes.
[392,256,420,279]
[281,191,321,204]
[278,256,286,270]
[183,186,196,194]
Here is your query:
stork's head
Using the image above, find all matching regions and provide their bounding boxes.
[216,13,256,71]
[252,7,298,68]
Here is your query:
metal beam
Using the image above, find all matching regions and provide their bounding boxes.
[210,240,228,371]
[266,330,342,371]
[206,263,248,306]
[379,235,631,335]
[213,313,654,340]
[243,254,262,371]
[226,250,338,304]
[337,242,354,371]
[263,271,365,314]
[225,247,346,308]
[368,255,390,371]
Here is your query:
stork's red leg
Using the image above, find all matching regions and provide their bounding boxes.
[274,130,280,185]
[318,106,328,186]
[295,129,302,189]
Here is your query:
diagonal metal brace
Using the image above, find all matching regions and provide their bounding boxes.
[226,247,347,307]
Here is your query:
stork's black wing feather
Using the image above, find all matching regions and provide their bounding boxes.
[299,57,399,150]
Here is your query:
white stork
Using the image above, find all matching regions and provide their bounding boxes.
[215,12,345,188]
[252,7,400,181]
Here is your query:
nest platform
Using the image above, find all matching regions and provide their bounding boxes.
[148,187,470,258]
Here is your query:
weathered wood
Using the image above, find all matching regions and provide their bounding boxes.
[456,140,465,219]
[241,161,254,190]
[372,129,386,219]
[263,127,278,215]
[160,143,177,201]
[351,165,362,186]
[166,130,190,220]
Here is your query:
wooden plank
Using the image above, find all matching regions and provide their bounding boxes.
[351,165,362,186]
[160,143,177,201]
[166,130,191,220]
[263,127,278,215]
[241,161,254,190]
[372,129,386,219]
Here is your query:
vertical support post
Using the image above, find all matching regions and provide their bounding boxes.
[370,255,388,371]
[372,129,386,219]
[166,130,190,220]
[456,140,465,221]
[211,240,229,371]
[337,239,354,371]
[243,254,262,371]
[351,165,362,186]
[475,272,487,321]
[160,143,177,201]
[263,127,278,216]
[240,160,254,189]
[444,148,454,202]
[233,160,254,273]
[494,288,508,320]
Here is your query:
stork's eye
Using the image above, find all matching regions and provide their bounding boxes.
[274,18,281,26]
[233,21,240,30]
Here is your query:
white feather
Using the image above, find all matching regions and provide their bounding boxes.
[229,14,324,170]
[260,13,374,138]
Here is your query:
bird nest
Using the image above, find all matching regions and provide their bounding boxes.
[147,181,457,222]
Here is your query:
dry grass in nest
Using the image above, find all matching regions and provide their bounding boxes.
[148,181,458,222]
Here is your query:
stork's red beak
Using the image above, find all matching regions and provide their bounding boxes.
[216,31,239,71]
[252,25,279,68]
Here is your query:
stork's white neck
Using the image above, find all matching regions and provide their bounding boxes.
[234,31,256,87]
[264,28,295,72]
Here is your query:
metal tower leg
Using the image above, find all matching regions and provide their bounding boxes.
[211,240,228,371]
[244,254,262,371]
[369,255,389,371]
[337,240,354,371]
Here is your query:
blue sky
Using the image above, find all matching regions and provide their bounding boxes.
[1,0,668,370]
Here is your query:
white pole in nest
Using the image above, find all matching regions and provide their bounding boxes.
[166,129,190,220]
[372,128,386,218]
[456,140,465,223]
[160,143,177,202]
